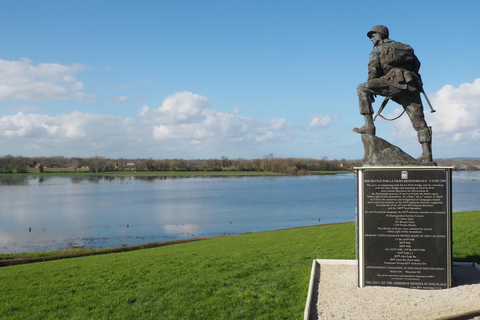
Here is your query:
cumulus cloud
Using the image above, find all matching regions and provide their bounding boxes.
[141,91,284,145]
[144,91,212,124]
[390,79,480,145]
[0,112,109,140]
[429,79,480,140]
[0,110,144,156]
[0,91,292,157]
[307,114,332,130]
[0,58,94,102]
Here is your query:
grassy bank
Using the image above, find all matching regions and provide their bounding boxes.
[0,211,479,319]
[1,223,354,319]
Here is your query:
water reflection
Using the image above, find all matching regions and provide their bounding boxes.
[2,170,476,187]
[134,175,169,182]
[0,176,32,186]
[0,174,259,186]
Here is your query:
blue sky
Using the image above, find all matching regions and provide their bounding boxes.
[1,0,479,160]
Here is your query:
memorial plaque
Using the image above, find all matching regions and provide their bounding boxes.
[357,167,452,289]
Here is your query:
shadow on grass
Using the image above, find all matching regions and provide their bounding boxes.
[454,255,480,265]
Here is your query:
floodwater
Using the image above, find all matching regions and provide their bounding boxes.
[0,172,479,253]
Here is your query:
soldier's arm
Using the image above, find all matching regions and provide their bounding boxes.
[367,49,382,81]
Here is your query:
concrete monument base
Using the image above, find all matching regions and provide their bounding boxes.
[304,259,480,320]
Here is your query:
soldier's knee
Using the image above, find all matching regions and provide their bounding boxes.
[357,83,368,96]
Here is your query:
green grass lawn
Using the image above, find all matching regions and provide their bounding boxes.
[0,211,478,319]
[452,210,480,263]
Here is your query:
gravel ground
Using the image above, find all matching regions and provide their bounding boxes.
[309,260,480,320]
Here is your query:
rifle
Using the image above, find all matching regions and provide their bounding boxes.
[421,91,436,113]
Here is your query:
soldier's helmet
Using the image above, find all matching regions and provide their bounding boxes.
[367,25,389,39]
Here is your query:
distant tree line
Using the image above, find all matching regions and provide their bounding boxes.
[2,154,479,175]
[435,158,480,171]
[0,154,361,175]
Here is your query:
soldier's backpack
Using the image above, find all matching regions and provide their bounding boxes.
[382,40,420,72]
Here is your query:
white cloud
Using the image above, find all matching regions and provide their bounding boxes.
[0,91,293,157]
[270,118,286,131]
[0,58,94,102]
[144,91,285,145]
[307,114,331,130]
[145,91,212,124]
[379,79,480,158]
[429,79,480,137]
[256,131,280,142]
[0,111,139,156]
[390,79,480,145]
[138,105,149,116]
[0,112,106,140]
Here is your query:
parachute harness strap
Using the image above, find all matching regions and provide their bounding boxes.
[378,109,406,121]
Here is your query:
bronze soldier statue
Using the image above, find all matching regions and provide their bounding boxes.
[353,25,432,162]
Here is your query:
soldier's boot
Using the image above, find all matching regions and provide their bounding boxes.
[417,142,433,162]
[417,127,432,162]
[353,114,376,135]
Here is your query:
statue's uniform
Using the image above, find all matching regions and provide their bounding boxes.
[357,39,431,144]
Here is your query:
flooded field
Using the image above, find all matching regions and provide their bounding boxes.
[1,172,478,253]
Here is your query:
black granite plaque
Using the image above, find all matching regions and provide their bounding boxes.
[357,168,452,289]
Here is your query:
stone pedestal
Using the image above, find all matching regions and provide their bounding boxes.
[360,134,437,167]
